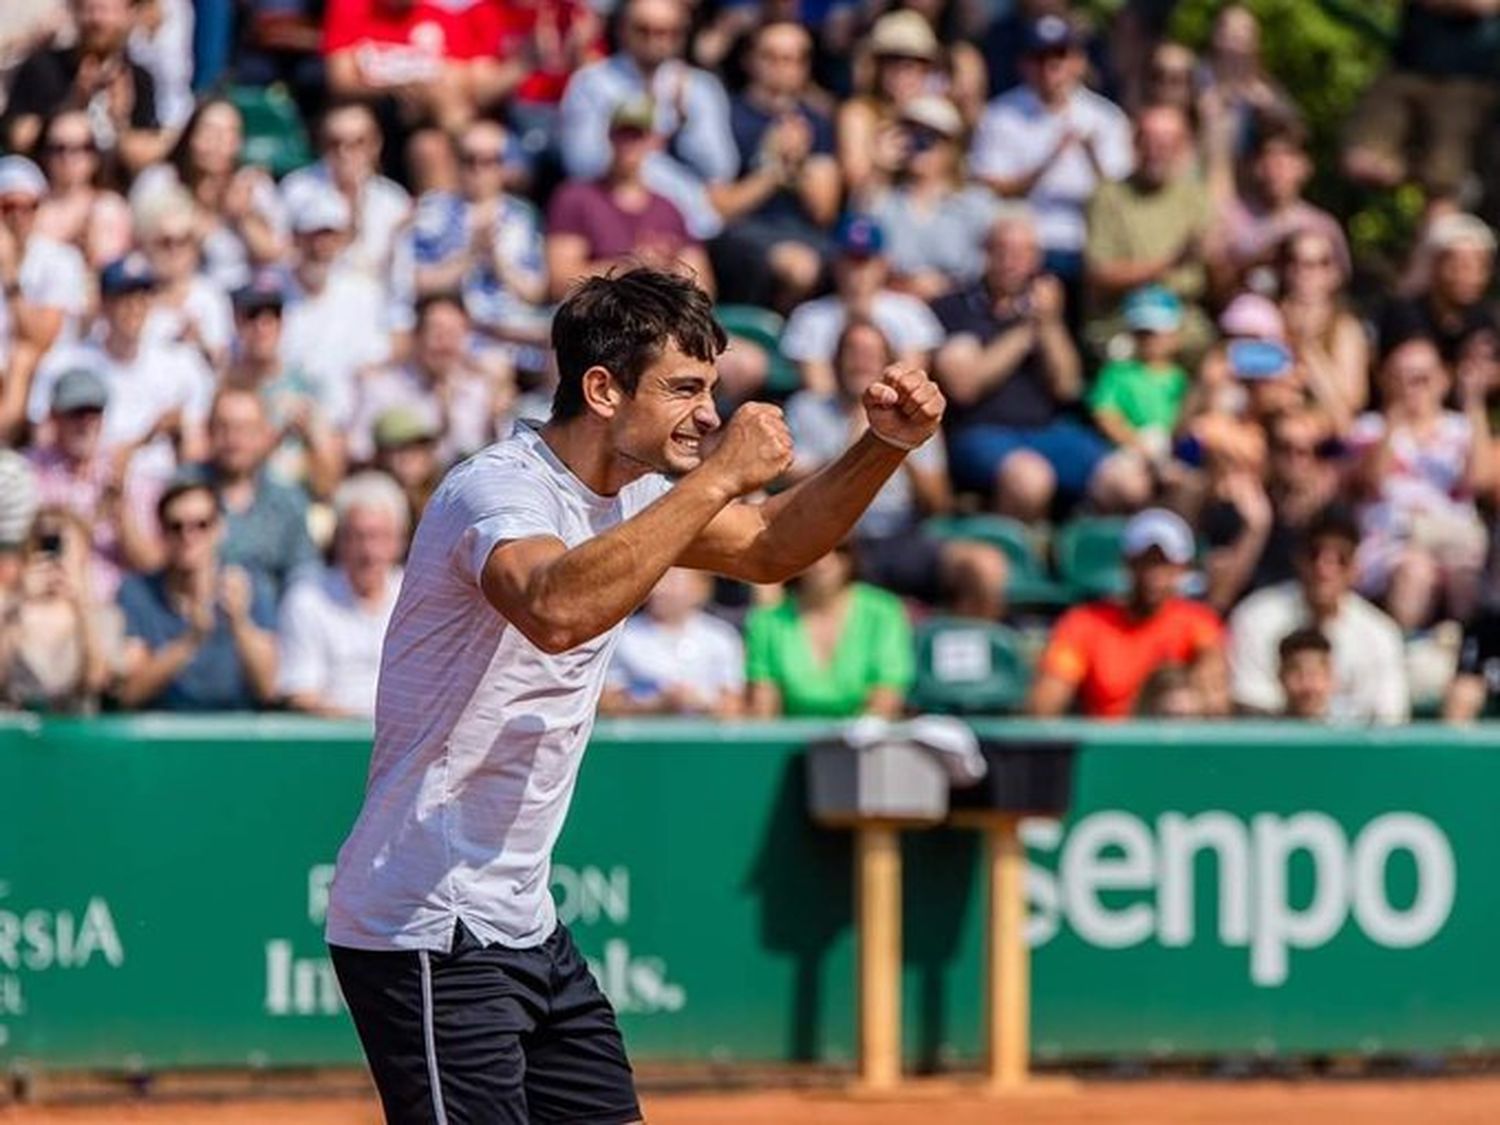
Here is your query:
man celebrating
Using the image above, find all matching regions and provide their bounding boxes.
[326,268,943,1124]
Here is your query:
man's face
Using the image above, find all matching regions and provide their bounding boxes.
[1268,418,1320,491]
[105,288,152,341]
[209,393,269,476]
[75,0,132,53]
[1281,650,1333,719]
[236,305,283,364]
[458,124,507,202]
[54,406,104,462]
[145,215,198,283]
[751,26,812,97]
[323,108,379,186]
[160,489,222,573]
[296,227,346,268]
[986,221,1040,295]
[1297,534,1355,615]
[646,567,709,622]
[1128,550,1182,612]
[1023,47,1080,104]
[623,0,687,69]
[608,341,721,476]
[1435,243,1494,308]
[338,505,402,575]
[836,325,889,399]
[379,442,437,489]
[835,253,886,302]
[1135,108,1189,187]
[416,303,469,374]
[609,123,657,177]
[0,192,39,241]
[1253,141,1308,205]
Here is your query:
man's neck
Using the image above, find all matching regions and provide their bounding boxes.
[539,416,653,497]
[229,355,280,386]
[103,331,138,364]
[217,471,257,512]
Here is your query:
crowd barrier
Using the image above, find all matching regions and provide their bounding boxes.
[1,714,1496,1072]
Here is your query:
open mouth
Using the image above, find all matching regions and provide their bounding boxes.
[671,434,701,453]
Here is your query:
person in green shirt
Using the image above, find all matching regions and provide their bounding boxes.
[745,543,914,718]
[1089,284,1190,467]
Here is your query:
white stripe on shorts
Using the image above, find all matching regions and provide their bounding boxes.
[418,950,450,1125]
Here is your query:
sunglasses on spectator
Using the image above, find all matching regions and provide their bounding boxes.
[0,197,38,214]
[610,125,650,142]
[45,140,94,156]
[152,232,195,250]
[1288,254,1334,269]
[164,515,217,537]
[629,20,683,38]
[1305,542,1354,566]
[326,133,371,151]
[460,151,504,168]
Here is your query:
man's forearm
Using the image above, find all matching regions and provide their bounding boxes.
[489,471,737,653]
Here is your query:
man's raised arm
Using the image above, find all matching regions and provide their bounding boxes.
[680,364,946,583]
[480,407,791,653]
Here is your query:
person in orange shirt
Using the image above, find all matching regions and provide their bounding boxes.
[1029,508,1229,719]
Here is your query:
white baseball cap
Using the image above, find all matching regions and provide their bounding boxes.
[1122,508,1195,564]
[290,189,351,235]
[0,156,47,200]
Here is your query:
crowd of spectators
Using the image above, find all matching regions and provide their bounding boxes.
[4,0,1500,726]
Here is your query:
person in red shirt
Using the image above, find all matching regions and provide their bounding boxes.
[1029,508,1229,719]
[323,0,512,130]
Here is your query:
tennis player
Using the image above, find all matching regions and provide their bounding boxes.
[326,268,945,1124]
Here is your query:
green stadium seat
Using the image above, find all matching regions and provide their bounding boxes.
[714,303,800,397]
[911,616,1031,715]
[925,514,1071,608]
[229,84,313,178]
[1056,516,1129,600]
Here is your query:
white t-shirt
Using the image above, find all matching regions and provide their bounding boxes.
[143,276,235,361]
[607,611,745,710]
[276,565,402,718]
[281,269,392,427]
[780,291,945,364]
[30,338,215,484]
[970,85,1134,255]
[1227,581,1410,724]
[0,235,89,365]
[325,423,674,952]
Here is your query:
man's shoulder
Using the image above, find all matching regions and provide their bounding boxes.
[1342,594,1404,646]
[1072,87,1129,128]
[1230,582,1298,627]
[985,84,1039,119]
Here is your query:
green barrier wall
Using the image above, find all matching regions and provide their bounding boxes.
[1,715,1497,1072]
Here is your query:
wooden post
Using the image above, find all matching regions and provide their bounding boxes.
[984,813,1027,1090]
[855,823,902,1091]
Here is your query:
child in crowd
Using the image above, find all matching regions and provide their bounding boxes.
[1089,285,1191,471]
[1277,626,1334,721]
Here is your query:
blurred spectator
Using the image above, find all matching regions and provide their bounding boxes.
[600,568,744,717]
[498,0,604,157]
[1211,121,1349,300]
[881,0,988,125]
[33,108,133,269]
[280,187,393,427]
[225,272,345,499]
[232,0,327,119]
[0,155,89,442]
[322,0,509,133]
[1085,103,1212,357]
[1229,505,1409,724]
[1088,285,1189,473]
[1029,508,1228,719]
[1277,229,1369,434]
[1349,336,1492,631]
[1445,602,1500,722]
[837,11,948,201]
[1196,3,1297,158]
[25,365,159,600]
[199,386,318,598]
[116,474,278,711]
[281,101,412,282]
[971,13,1131,288]
[133,96,287,291]
[2,0,169,173]
[348,293,514,466]
[0,507,122,713]
[137,186,234,372]
[1342,0,1500,206]
[129,0,194,132]
[0,3,67,116]
[1201,408,1339,612]
[932,207,1143,519]
[0,450,40,593]
[277,471,405,718]
[1380,213,1497,368]
[981,0,1068,101]
[30,253,213,483]
[714,21,840,311]
[780,213,942,396]
[869,95,996,301]
[1277,626,1334,721]
[785,318,1007,618]
[746,543,914,718]
[546,98,714,301]
[1184,303,1302,477]
[370,405,441,521]
[1134,663,1206,719]
[405,119,547,353]
[559,0,736,240]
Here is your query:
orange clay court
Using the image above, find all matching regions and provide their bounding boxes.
[7,1079,1500,1124]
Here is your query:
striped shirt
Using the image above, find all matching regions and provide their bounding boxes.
[326,423,673,952]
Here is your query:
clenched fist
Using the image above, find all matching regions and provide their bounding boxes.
[702,403,793,496]
[864,364,945,451]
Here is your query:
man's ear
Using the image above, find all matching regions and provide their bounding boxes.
[581,365,623,418]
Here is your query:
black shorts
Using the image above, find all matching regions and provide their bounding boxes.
[330,920,641,1125]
